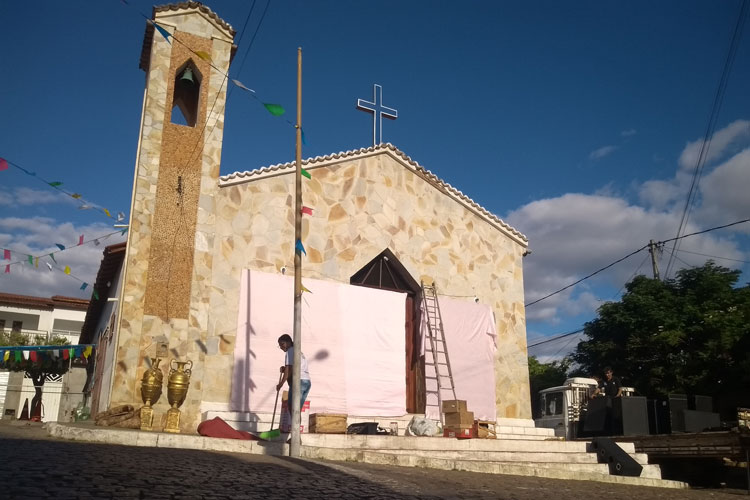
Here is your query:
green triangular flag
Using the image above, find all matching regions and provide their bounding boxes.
[27,255,33,265]
[49,253,56,263]
[301,168,311,179]
[48,181,63,187]
[15,350,21,362]
[93,289,100,300]
[263,103,285,116]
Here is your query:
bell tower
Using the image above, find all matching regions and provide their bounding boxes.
[111,3,236,431]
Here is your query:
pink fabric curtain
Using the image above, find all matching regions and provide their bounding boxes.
[422,296,498,421]
[231,270,407,416]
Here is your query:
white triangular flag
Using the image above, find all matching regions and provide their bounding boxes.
[22,350,29,360]
[46,262,53,271]
[232,79,255,93]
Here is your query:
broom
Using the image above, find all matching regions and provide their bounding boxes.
[259,372,283,440]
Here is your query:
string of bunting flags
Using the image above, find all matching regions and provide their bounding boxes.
[116,1,306,138]
[0,157,125,222]
[0,345,94,365]
[149,18,306,138]
[1,228,127,299]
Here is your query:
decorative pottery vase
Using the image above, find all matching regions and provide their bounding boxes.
[140,357,164,406]
[164,359,192,433]
[139,357,164,431]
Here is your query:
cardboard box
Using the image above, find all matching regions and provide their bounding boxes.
[738,408,749,430]
[442,400,467,413]
[309,413,348,434]
[444,410,474,427]
[474,420,496,439]
[443,426,474,439]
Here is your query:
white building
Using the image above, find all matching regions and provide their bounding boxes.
[0,292,88,421]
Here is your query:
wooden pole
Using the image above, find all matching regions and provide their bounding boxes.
[290,47,303,458]
[648,240,660,281]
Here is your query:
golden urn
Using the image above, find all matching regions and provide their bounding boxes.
[139,357,164,431]
[164,359,192,433]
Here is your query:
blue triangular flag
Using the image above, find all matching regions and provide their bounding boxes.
[80,283,88,290]
[301,128,307,146]
[55,243,65,251]
[295,239,306,256]
[153,22,172,44]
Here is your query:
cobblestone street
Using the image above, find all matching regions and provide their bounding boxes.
[0,422,745,499]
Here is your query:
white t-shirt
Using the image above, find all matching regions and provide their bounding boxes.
[285,346,310,381]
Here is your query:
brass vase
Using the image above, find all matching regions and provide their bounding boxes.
[139,357,164,431]
[164,359,192,433]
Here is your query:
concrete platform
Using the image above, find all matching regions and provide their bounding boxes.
[45,422,687,489]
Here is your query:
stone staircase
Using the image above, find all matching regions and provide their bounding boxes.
[298,433,686,488]
[197,411,687,488]
[47,420,686,489]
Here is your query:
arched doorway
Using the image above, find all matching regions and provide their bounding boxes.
[350,249,424,413]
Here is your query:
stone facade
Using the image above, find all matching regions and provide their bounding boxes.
[215,146,532,419]
[111,4,235,432]
[111,4,532,432]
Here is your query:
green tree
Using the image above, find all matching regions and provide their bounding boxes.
[573,262,750,417]
[0,331,71,416]
[528,356,571,418]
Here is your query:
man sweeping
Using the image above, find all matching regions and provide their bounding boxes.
[277,334,312,421]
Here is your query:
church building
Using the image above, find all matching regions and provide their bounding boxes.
[95,2,532,433]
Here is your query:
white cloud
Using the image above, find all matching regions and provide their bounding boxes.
[507,191,745,327]
[678,119,750,170]
[639,120,750,224]
[589,145,618,160]
[0,187,78,207]
[694,148,750,232]
[0,216,126,299]
[621,129,637,137]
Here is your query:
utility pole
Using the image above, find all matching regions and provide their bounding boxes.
[648,240,660,281]
[290,47,303,458]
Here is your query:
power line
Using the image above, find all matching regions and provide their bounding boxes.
[676,248,750,264]
[665,0,749,278]
[527,328,585,349]
[525,218,750,308]
[661,218,750,244]
[610,251,651,301]
[548,331,581,360]
[525,245,648,308]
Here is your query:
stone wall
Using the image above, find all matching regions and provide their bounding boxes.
[112,9,234,432]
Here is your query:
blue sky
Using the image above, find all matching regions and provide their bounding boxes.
[1,1,749,359]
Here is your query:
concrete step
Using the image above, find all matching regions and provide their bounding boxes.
[366,447,654,466]
[498,425,556,437]
[300,433,637,454]
[383,447,653,467]
[494,433,556,441]
[374,448,603,464]
[301,447,685,489]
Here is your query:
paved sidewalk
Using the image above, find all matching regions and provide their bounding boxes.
[0,421,745,499]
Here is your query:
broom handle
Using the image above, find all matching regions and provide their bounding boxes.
[270,371,284,429]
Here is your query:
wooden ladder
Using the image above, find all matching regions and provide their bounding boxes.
[421,281,457,424]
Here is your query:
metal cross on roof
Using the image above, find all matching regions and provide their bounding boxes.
[356,84,398,146]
